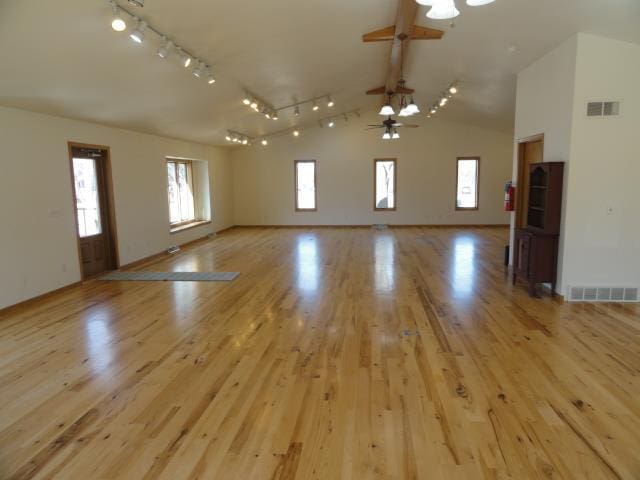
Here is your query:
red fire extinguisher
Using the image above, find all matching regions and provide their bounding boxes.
[504,181,515,211]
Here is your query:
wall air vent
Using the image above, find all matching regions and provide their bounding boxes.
[568,286,639,303]
[587,101,620,117]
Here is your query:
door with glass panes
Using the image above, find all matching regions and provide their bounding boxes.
[69,145,117,278]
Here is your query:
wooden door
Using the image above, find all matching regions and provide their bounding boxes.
[69,144,118,279]
[515,136,544,229]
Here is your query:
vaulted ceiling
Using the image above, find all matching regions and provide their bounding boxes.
[1,0,639,145]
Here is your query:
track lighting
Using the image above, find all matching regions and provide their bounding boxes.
[439,96,448,107]
[327,96,334,108]
[128,0,144,7]
[176,48,191,68]
[242,139,248,145]
[129,19,147,43]
[448,83,458,94]
[430,105,438,114]
[293,130,300,137]
[206,73,216,85]
[110,1,126,31]
[261,139,268,146]
[294,106,300,117]
[157,37,173,59]
[192,61,205,78]
[312,101,319,112]
[328,120,335,128]
[272,112,279,121]
[243,95,252,106]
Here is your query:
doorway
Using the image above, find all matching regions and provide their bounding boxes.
[515,134,544,229]
[68,143,119,279]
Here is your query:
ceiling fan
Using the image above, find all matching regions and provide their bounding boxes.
[367,116,418,140]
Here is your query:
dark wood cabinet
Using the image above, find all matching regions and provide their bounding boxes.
[513,162,564,297]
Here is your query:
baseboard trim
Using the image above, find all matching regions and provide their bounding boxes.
[0,227,236,314]
[234,224,510,229]
[0,281,83,316]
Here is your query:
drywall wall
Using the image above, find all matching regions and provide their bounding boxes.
[511,33,640,295]
[560,34,640,290]
[0,106,233,309]
[511,35,578,291]
[231,113,513,226]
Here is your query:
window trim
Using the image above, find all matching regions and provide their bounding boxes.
[455,156,480,211]
[166,158,197,227]
[294,160,317,212]
[373,158,397,211]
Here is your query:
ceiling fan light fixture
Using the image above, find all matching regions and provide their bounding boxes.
[426,0,460,20]
[466,0,495,5]
[379,104,395,116]
[382,130,392,140]
[407,97,420,115]
[392,129,400,140]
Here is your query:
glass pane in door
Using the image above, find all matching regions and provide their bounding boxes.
[73,157,102,237]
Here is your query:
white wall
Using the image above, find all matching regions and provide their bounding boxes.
[511,33,640,295]
[0,106,233,309]
[231,114,513,226]
[511,35,578,290]
[561,34,640,289]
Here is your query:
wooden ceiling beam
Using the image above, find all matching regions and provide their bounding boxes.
[362,0,444,95]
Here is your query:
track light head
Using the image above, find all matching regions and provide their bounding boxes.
[192,61,205,78]
[110,1,126,31]
[207,74,215,85]
[225,135,232,142]
[294,106,300,117]
[312,101,319,111]
[261,139,268,146]
[272,112,279,121]
[327,96,334,108]
[157,38,172,59]
[293,129,300,137]
[129,19,146,43]
[448,83,458,94]
[128,0,144,7]
[328,120,335,128]
[177,48,191,68]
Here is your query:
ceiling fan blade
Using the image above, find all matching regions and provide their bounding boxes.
[402,124,419,128]
[366,126,384,130]
[367,124,384,127]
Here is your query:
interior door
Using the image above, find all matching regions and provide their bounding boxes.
[516,138,543,229]
[70,146,116,278]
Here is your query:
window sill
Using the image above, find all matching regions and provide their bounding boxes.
[170,220,211,234]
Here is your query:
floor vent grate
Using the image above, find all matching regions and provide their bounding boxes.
[569,286,639,303]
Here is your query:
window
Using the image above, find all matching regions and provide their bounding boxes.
[72,157,102,237]
[374,159,396,211]
[295,160,317,211]
[167,159,196,225]
[456,157,479,210]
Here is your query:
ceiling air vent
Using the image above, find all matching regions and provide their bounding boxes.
[587,101,620,118]
[569,286,639,303]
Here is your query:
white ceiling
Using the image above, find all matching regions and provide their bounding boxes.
[1,0,639,145]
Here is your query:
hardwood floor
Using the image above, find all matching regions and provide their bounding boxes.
[1,227,639,479]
